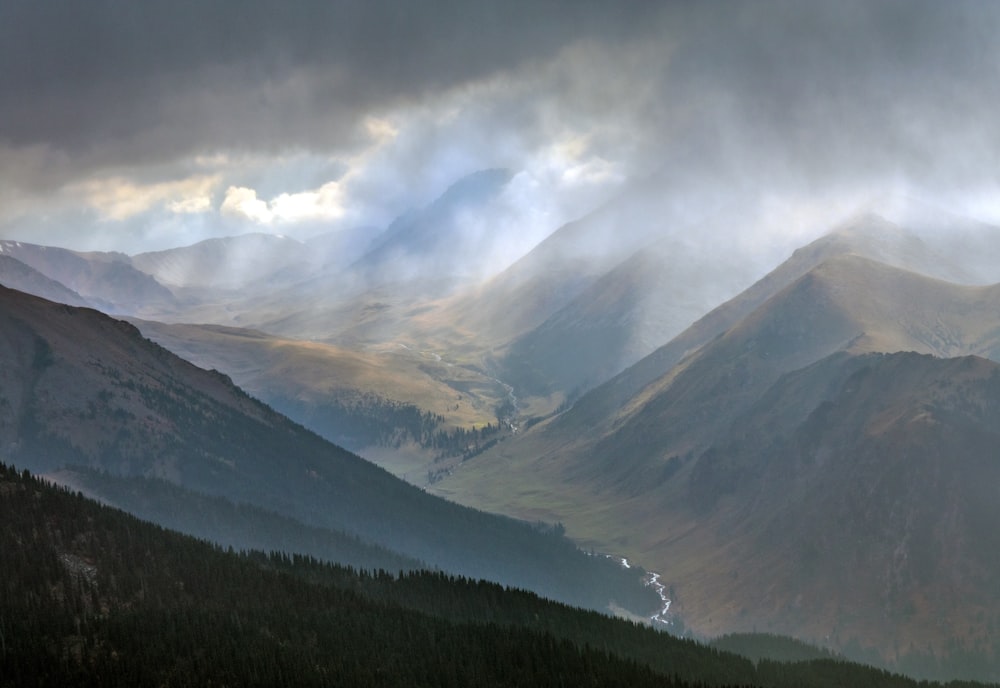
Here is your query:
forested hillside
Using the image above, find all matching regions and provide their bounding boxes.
[1,463,991,688]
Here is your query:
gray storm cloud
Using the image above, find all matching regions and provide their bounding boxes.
[2,1,1000,253]
[0,1,657,174]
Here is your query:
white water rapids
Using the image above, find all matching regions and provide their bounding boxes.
[645,571,672,626]
[595,554,672,627]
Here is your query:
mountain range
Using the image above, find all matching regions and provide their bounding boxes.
[4,174,1000,680]
[430,215,1000,674]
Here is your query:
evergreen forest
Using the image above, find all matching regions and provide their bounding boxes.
[1,463,992,688]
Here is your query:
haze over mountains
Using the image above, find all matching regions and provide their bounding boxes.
[4,169,1000,680]
[8,2,1000,684]
[429,207,1000,672]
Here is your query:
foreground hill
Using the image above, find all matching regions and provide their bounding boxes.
[45,465,426,574]
[0,285,652,614]
[0,464,708,687]
[2,463,988,687]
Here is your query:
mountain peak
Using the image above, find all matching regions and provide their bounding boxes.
[350,168,516,285]
[435,168,514,207]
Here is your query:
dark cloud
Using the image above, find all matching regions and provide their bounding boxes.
[4,1,998,178]
[3,0,1000,253]
[0,1,659,174]
[657,2,1000,188]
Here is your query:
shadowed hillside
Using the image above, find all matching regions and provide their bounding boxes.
[0,285,654,614]
[2,462,990,687]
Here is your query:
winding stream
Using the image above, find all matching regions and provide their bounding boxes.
[645,571,672,626]
[603,555,673,627]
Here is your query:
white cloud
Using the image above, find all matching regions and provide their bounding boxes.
[220,186,273,223]
[221,181,346,225]
[269,181,346,222]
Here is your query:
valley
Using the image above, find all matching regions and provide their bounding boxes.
[5,183,1000,681]
[7,3,1000,684]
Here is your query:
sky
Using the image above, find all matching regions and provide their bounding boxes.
[2,1,1000,257]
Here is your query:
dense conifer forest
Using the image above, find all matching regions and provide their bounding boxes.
[1,463,994,687]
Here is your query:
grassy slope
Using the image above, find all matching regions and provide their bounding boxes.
[132,320,499,429]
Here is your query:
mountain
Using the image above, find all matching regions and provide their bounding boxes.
[439,253,1000,525]
[45,465,425,573]
[131,232,314,291]
[0,284,653,613]
[0,253,90,307]
[551,212,1000,434]
[576,253,1000,475]
[0,239,174,313]
[350,168,514,285]
[437,172,698,350]
[496,232,759,398]
[432,251,1000,672]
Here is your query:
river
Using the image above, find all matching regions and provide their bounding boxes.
[601,555,673,627]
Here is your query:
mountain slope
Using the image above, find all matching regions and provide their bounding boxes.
[560,213,994,431]
[130,319,511,468]
[45,465,426,574]
[432,255,1000,668]
[0,239,174,313]
[497,232,759,397]
[0,285,653,613]
[668,351,1000,665]
[131,232,314,291]
[0,253,90,307]
[351,168,514,284]
[584,253,1000,473]
[0,465,735,688]
[11,462,976,686]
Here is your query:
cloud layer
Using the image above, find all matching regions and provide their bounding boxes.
[3,1,1000,254]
